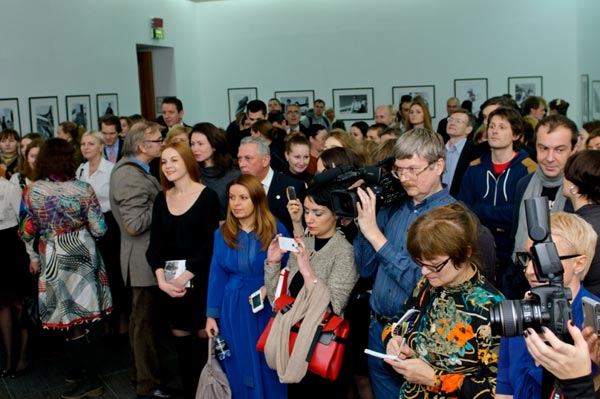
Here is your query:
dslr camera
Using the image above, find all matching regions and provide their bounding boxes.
[313,157,406,218]
[490,197,572,339]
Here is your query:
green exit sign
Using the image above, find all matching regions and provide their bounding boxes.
[153,28,164,40]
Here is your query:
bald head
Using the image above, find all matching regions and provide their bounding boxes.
[375,104,395,126]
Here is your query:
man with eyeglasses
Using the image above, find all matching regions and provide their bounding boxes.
[285,103,307,134]
[353,128,455,399]
[442,109,483,197]
[457,107,536,299]
[436,97,461,141]
[110,122,172,399]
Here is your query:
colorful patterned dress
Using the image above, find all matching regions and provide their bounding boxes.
[20,177,112,329]
[383,269,505,399]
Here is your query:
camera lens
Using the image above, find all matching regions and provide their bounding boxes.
[490,300,543,337]
[331,190,359,218]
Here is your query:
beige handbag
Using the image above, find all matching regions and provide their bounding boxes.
[196,338,232,399]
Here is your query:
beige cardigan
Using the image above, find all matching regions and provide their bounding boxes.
[265,231,359,315]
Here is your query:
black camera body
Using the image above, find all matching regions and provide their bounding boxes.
[316,158,405,218]
[490,197,572,339]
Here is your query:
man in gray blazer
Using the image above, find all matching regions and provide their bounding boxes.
[109,121,169,399]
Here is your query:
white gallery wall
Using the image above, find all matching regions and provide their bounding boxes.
[0,0,596,132]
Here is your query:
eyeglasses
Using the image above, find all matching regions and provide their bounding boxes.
[447,117,467,125]
[144,137,164,143]
[515,251,581,271]
[391,162,433,179]
[414,257,451,273]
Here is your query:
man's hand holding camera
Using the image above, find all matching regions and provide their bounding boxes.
[356,187,387,252]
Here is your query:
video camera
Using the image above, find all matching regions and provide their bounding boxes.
[312,157,406,218]
[490,197,572,340]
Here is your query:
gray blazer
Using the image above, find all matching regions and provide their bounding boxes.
[265,231,358,315]
[109,156,161,287]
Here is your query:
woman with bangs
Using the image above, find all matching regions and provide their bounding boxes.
[383,202,504,399]
[146,141,220,399]
[263,178,359,397]
[206,174,288,399]
[0,129,20,179]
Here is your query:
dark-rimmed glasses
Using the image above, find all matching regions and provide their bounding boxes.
[413,257,451,273]
[515,251,581,271]
[144,137,164,144]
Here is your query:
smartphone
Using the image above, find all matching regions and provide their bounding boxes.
[364,349,402,362]
[278,236,299,253]
[286,186,297,201]
[583,297,600,335]
[250,289,264,313]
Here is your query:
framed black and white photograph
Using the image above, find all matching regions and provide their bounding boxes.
[454,78,488,116]
[227,87,258,122]
[392,85,436,117]
[66,95,92,130]
[333,88,374,120]
[96,93,118,118]
[581,75,590,123]
[155,96,166,115]
[592,81,600,121]
[274,90,315,116]
[29,96,59,139]
[508,76,543,108]
[0,98,21,133]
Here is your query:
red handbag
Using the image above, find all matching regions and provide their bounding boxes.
[256,293,350,381]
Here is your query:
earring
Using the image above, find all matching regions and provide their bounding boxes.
[569,185,579,195]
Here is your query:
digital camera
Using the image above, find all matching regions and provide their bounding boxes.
[490,197,572,339]
[313,157,406,218]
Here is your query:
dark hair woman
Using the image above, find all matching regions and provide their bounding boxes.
[190,122,240,220]
[563,150,600,296]
[57,121,84,167]
[264,180,359,397]
[205,174,288,399]
[0,129,20,180]
[20,138,112,398]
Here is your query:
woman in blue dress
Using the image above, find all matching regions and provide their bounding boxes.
[206,174,288,399]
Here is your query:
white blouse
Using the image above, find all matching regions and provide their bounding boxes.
[76,158,115,213]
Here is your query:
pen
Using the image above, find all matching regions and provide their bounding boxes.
[397,337,406,360]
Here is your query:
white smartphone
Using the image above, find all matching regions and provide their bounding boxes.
[278,236,299,253]
[583,296,600,335]
[250,289,264,313]
[364,349,402,362]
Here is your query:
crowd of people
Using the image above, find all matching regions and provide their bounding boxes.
[1,92,600,399]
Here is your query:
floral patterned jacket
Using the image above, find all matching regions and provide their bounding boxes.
[383,269,505,399]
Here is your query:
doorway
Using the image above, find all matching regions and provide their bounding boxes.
[136,45,176,121]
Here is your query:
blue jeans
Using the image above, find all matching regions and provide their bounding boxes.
[368,316,403,399]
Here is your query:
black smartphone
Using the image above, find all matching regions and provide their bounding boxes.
[286,186,297,200]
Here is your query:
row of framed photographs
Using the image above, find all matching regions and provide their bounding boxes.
[0,94,119,138]
[227,76,549,122]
